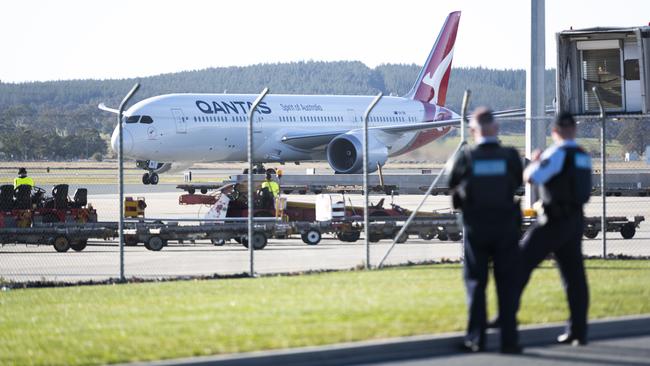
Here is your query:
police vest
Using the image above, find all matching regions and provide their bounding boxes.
[460,145,520,216]
[540,146,591,212]
[13,176,34,189]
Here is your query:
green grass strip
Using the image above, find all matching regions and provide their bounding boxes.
[1,260,649,365]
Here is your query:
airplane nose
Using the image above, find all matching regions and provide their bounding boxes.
[111,125,134,154]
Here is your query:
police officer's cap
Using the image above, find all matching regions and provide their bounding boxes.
[18,167,27,175]
[469,107,495,128]
[554,112,576,128]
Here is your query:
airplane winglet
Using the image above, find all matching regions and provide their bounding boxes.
[98,103,120,114]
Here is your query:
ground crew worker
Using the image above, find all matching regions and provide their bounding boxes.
[449,107,523,354]
[518,112,591,346]
[13,168,34,189]
[261,172,280,198]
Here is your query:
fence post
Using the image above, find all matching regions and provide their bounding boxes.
[377,90,471,268]
[247,88,269,277]
[592,86,607,258]
[117,83,140,282]
[362,93,383,270]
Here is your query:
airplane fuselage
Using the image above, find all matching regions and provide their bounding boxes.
[112,93,457,164]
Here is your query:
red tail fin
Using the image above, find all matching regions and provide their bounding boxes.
[406,11,460,106]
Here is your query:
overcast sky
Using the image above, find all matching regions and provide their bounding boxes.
[1,0,649,83]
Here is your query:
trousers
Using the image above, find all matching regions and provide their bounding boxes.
[463,222,520,348]
[519,212,589,338]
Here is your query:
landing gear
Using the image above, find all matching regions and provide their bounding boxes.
[242,164,276,175]
[142,172,159,185]
[137,160,164,185]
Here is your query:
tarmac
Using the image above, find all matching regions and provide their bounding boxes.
[1,188,649,282]
[121,315,650,366]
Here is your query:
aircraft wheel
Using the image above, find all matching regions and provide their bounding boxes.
[149,173,159,185]
[142,173,151,185]
[437,232,449,241]
[212,238,226,246]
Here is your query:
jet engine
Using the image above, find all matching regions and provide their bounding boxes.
[326,131,388,174]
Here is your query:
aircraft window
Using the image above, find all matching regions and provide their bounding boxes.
[193,116,197,122]
[125,115,140,123]
[140,115,153,124]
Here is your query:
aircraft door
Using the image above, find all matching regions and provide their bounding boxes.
[346,108,358,123]
[171,108,187,134]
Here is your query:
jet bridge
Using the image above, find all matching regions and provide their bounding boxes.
[556,25,650,116]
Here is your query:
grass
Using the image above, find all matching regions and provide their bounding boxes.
[1,260,649,365]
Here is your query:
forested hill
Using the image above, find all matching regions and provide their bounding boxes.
[0,62,556,160]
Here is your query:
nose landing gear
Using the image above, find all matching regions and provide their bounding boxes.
[142,172,159,185]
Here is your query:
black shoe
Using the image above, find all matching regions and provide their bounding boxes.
[487,317,500,329]
[459,340,485,353]
[500,345,523,354]
[557,333,587,346]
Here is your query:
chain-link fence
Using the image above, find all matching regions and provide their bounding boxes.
[1,110,648,285]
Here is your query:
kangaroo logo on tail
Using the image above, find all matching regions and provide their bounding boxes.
[406,11,461,107]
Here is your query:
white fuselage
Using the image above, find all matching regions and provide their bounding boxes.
[111,93,457,164]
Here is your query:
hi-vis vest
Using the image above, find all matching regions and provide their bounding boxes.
[261,180,280,197]
[13,176,34,189]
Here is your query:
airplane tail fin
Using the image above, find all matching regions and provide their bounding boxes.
[405,11,461,106]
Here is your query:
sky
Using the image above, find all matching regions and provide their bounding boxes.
[0,0,649,83]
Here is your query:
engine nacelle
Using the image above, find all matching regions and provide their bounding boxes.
[326,131,388,174]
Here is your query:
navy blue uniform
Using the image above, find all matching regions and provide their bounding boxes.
[521,140,592,341]
[450,138,523,351]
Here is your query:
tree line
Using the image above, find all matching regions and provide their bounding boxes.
[0,61,646,159]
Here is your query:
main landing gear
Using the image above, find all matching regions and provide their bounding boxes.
[142,172,159,185]
[242,164,276,175]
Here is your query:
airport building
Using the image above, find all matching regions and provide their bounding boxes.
[556,25,650,115]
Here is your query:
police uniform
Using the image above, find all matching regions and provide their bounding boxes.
[520,139,591,344]
[449,136,523,352]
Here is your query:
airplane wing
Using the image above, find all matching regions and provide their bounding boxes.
[98,103,120,114]
[281,130,348,150]
[280,107,553,151]
[280,120,460,150]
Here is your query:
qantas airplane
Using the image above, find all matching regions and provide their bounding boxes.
[101,11,474,185]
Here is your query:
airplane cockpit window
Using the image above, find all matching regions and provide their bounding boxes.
[125,115,140,123]
[140,116,154,124]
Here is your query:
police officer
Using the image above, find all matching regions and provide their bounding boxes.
[13,167,34,189]
[449,107,523,354]
[519,112,591,346]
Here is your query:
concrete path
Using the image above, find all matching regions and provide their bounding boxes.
[123,315,650,366]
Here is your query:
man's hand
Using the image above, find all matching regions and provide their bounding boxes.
[531,149,542,162]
